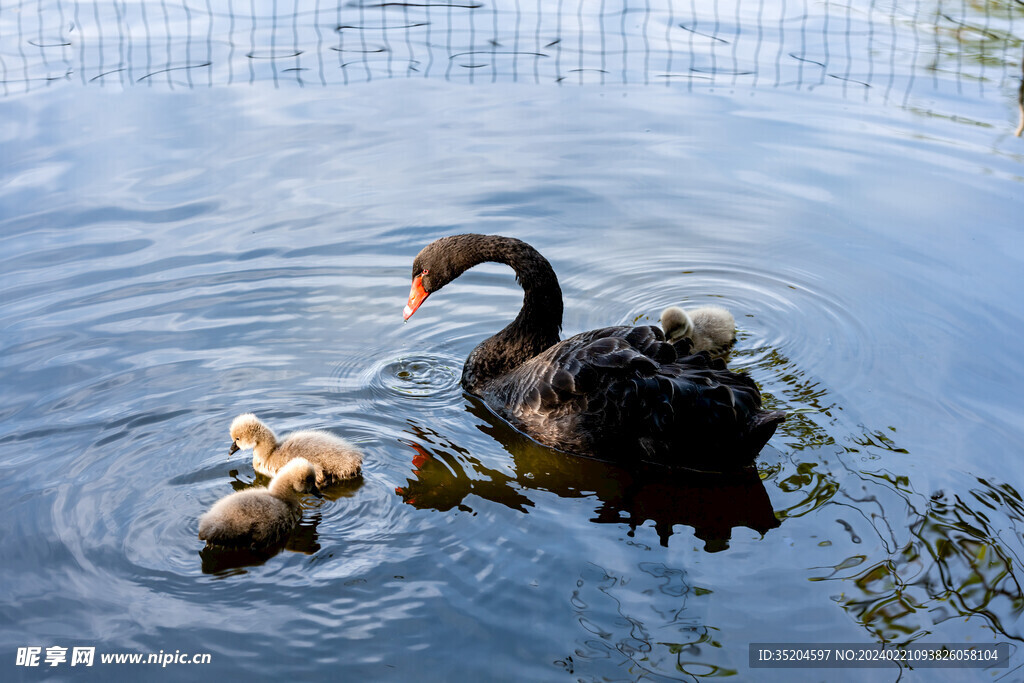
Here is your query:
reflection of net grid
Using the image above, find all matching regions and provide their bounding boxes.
[2,1,1021,98]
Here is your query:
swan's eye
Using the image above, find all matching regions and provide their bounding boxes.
[421,269,429,277]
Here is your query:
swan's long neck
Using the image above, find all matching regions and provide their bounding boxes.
[449,235,563,392]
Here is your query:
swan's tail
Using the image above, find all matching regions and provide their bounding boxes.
[748,410,787,452]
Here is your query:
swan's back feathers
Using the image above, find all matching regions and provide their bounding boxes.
[506,327,667,416]
[483,325,780,469]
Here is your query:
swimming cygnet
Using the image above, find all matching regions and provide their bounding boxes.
[228,413,363,487]
[660,305,737,359]
[198,457,321,548]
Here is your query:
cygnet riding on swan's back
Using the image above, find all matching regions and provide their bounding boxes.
[660,305,736,360]
[229,413,363,486]
[403,234,785,471]
[198,457,321,548]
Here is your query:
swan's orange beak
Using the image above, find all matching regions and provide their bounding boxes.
[403,274,429,321]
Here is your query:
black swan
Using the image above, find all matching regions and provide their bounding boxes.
[403,234,785,471]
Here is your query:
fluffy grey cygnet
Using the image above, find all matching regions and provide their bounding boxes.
[228,413,363,487]
[660,305,737,359]
[197,457,321,548]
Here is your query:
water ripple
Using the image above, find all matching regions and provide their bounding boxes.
[366,353,462,403]
[555,247,874,412]
[3,75,1022,678]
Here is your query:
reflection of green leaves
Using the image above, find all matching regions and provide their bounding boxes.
[751,345,838,452]
[815,478,1024,645]
[752,338,1023,648]
[921,1,1024,82]
[847,428,909,455]
[660,634,738,677]
[854,562,899,596]
[861,470,913,496]
[675,661,738,677]
[778,465,813,492]
[809,554,868,582]
[774,462,841,519]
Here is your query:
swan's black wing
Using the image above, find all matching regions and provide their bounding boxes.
[481,325,784,470]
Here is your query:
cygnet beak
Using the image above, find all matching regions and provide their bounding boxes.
[311,488,324,499]
[228,441,239,455]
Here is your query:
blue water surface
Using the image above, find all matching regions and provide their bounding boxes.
[1,1,1023,680]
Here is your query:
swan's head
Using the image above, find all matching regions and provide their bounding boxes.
[228,413,272,454]
[404,235,473,320]
[660,306,694,342]
[271,457,323,498]
[405,234,525,321]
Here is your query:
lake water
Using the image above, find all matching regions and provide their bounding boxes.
[1,0,1023,680]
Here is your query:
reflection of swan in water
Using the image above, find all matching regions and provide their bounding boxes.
[395,405,780,551]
